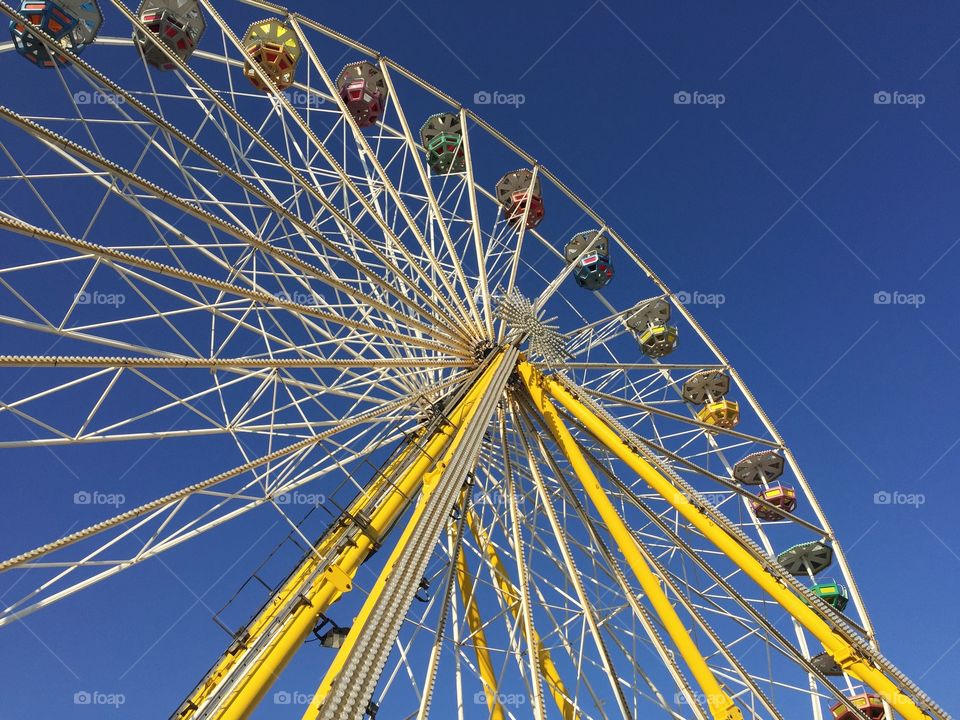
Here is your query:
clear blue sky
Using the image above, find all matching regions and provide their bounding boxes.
[1,1,959,717]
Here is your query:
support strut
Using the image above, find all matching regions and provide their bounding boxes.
[519,362,743,720]
[518,360,940,720]
[302,348,518,719]
[175,352,511,719]
[454,541,506,720]
[465,510,580,720]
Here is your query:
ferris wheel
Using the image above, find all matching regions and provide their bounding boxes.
[0,1,950,719]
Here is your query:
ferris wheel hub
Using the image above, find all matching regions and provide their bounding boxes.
[495,291,567,364]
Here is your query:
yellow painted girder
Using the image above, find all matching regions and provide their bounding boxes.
[520,360,935,720]
[179,354,507,720]
[176,437,420,719]
[300,352,509,718]
[518,362,742,720]
[455,542,506,720]
[466,511,579,720]
[182,354,940,720]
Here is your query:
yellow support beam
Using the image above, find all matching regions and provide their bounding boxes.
[520,361,936,720]
[519,362,742,720]
[455,542,506,720]
[466,511,579,720]
[301,351,509,718]
[176,440,419,719]
[178,354,507,720]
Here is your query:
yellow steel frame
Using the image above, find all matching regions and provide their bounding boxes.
[180,354,938,720]
[455,541,506,720]
[178,352,507,720]
[517,360,934,720]
[176,439,417,718]
[519,362,743,720]
[466,511,579,720]
[300,350,508,716]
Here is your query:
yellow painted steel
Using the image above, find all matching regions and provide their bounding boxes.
[518,362,743,720]
[176,439,418,719]
[519,361,935,720]
[454,543,506,720]
[179,353,507,720]
[300,352,509,718]
[466,511,579,720]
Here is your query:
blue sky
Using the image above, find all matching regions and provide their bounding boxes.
[1,0,959,717]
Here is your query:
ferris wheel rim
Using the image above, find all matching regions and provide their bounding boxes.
[0,0,853,630]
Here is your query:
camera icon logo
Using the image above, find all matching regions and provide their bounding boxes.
[673,90,692,105]
[474,91,491,105]
[74,691,91,705]
[73,490,92,505]
[873,291,891,305]
[873,91,892,105]
[873,490,892,505]
[274,691,292,705]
